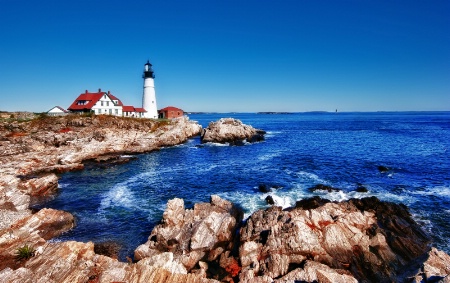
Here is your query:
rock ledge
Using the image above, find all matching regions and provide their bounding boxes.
[201,118,265,145]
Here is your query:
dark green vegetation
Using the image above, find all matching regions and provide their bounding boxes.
[15,244,35,261]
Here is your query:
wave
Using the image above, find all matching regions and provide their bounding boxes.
[410,186,450,199]
[99,185,137,210]
[258,152,282,161]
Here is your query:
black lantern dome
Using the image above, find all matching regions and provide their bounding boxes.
[143,60,155,79]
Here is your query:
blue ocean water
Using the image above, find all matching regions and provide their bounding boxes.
[42,112,450,260]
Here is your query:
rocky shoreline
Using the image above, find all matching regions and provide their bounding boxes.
[0,114,449,282]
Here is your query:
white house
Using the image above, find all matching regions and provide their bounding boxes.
[47,106,68,116]
[67,89,125,116]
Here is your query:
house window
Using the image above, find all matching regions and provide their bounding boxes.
[104,95,106,99]
[101,101,104,106]
[115,109,118,115]
[109,109,112,114]
[107,101,109,106]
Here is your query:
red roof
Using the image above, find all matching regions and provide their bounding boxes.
[122,106,135,112]
[123,106,147,113]
[159,106,183,112]
[108,94,124,106]
[68,92,102,111]
[68,91,124,111]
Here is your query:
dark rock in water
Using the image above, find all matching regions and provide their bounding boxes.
[265,195,275,205]
[295,196,331,210]
[308,184,341,192]
[356,185,368,193]
[258,184,282,193]
[378,165,389,172]
[258,184,270,193]
[247,130,266,143]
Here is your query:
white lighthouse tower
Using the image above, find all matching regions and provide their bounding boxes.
[142,60,158,119]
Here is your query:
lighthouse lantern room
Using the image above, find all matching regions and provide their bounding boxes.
[142,60,158,118]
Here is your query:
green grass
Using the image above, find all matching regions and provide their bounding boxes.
[15,244,36,261]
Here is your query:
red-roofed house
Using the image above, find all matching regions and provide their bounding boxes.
[158,106,184,119]
[67,89,149,118]
[68,89,126,116]
[122,106,147,118]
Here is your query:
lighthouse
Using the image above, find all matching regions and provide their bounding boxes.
[142,60,158,119]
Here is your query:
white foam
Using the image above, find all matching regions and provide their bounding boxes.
[258,152,282,161]
[265,131,282,138]
[262,193,293,209]
[203,142,230,147]
[296,171,327,184]
[58,183,69,189]
[411,186,450,199]
[100,185,136,210]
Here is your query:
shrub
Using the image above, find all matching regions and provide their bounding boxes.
[15,244,35,261]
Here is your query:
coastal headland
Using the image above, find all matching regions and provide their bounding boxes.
[0,113,449,282]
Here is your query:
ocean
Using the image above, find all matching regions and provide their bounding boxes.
[40,112,450,260]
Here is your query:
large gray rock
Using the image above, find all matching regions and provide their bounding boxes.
[135,195,244,281]
[238,197,434,282]
[200,118,265,145]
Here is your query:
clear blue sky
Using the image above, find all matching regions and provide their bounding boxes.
[1,0,449,112]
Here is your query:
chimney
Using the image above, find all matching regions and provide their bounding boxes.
[85,90,88,93]
[108,90,110,95]
[98,88,101,92]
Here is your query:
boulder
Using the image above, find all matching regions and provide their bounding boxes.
[238,197,434,282]
[355,185,369,193]
[308,184,341,193]
[378,165,389,173]
[200,118,265,145]
[135,195,244,281]
[265,195,275,205]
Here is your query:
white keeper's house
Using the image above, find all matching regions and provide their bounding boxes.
[67,89,147,118]
[65,60,159,118]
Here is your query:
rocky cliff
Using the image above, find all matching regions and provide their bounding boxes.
[1,114,449,283]
[0,114,206,282]
[0,114,202,225]
[133,195,450,283]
